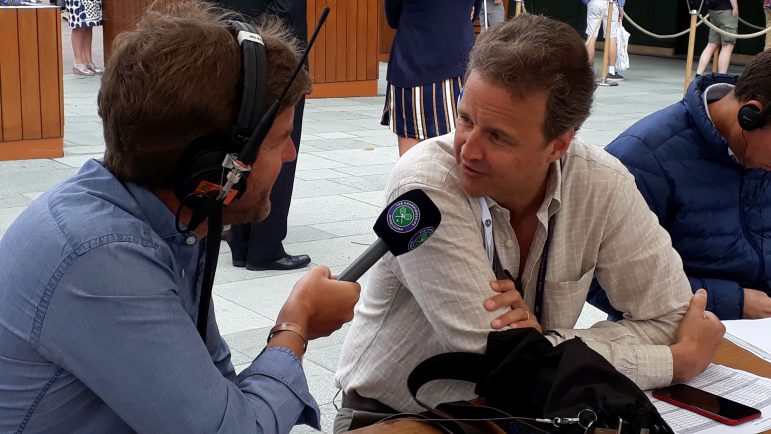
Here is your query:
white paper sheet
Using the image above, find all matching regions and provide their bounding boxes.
[723,318,771,363]
[647,364,771,434]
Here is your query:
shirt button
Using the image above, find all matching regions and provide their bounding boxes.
[185,235,197,245]
[505,240,514,247]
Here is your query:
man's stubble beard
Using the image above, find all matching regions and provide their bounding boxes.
[224,188,272,225]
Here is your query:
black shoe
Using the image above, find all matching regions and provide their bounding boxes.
[606,72,624,81]
[245,254,311,271]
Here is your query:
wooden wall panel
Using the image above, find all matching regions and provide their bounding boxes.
[102,0,379,98]
[366,0,377,80]
[0,10,23,142]
[103,0,181,61]
[38,8,63,139]
[335,0,347,83]
[324,0,337,83]
[19,9,43,140]
[378,0,395,62]
[307,3,316,79]
[345,0,357,82]
[356,0,367,81]
[313,0,327,83]
[0,6,63,160]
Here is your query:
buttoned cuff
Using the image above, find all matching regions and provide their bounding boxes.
[239,347,321,429]
[625,344,674,390]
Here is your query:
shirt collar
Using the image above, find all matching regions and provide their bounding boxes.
[482,158,563,225]
[702,82,737,160]
[120,171,195,242]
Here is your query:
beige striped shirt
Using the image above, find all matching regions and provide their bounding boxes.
[336,133,692,412]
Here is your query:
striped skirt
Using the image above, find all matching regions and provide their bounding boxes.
[381,76,463,141]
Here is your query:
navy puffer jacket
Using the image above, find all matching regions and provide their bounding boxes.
[588,74,771,320]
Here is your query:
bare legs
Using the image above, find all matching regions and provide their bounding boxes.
[608,37,617,67]
[585,37,617,70]
[71,27,88,65]
[398,136,420,156]
[83,27,94,66]
[697,43,734,75]
[716,44,734,73]
[71,26,101,75]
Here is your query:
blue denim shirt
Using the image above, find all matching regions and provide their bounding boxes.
[0,160,320,433]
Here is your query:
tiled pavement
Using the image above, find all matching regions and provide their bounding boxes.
[0,36,746,433]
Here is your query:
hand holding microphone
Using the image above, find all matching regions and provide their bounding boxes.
[271,189,441,356]
[338,189,443,282]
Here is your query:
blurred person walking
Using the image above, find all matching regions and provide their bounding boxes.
[584,0,625,81]
[65,0,103,76]
[696,0,739,75]
[383,0,482,156]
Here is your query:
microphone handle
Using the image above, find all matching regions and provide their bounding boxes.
[337,238,390,282]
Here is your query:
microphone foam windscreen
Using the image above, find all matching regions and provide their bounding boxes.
[373,189,442,256]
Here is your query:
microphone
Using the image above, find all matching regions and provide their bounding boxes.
[338,189,442,282]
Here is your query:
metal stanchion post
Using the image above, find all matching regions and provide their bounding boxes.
[483,0,489,29]
[597,0,618,87]
[684,9,698,94]
[515,0,522,16]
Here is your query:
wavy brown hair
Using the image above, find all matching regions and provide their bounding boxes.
[467,14,595,142]
[99,0,312,188]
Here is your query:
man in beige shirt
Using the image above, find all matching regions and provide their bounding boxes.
[334,14,724,432]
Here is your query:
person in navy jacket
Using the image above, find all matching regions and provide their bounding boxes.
[588,51,771,320]
[383,0,482,155]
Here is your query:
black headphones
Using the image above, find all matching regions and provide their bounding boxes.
[173,20,271,206]
[738,102,770,131]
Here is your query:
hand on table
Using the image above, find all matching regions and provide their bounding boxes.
[670,289,725,382]
[743,288,771,319]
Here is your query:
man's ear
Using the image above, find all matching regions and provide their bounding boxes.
[547,128,574,163]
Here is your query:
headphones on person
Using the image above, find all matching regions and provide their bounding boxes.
[173,20,271,207]
[738,102,770,131]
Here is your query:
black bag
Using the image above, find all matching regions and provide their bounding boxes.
[406,329,674,434]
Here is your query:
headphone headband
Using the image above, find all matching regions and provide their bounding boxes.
[228,20,270,151]
[173,19,268,204]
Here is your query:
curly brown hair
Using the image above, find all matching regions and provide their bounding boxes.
[467,14,595,141]
[99,0,312,189]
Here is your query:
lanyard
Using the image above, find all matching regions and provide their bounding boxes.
[533,219,554,323]
[480,198,554,323]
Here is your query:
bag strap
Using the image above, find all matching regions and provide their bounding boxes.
[407,352,554,434]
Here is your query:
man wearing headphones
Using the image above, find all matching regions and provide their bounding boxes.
[588,50,771,321]
[0,2,359,432]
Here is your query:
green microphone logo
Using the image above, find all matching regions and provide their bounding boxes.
[387,200,420,233]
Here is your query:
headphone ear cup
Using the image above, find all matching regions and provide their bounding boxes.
[175,135,232,202]
[739,104,764,131]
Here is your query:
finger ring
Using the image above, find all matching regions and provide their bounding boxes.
[525,311,530,322]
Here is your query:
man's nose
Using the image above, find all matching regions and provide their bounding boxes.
[283,137,297,163]
[461,129,484,160]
